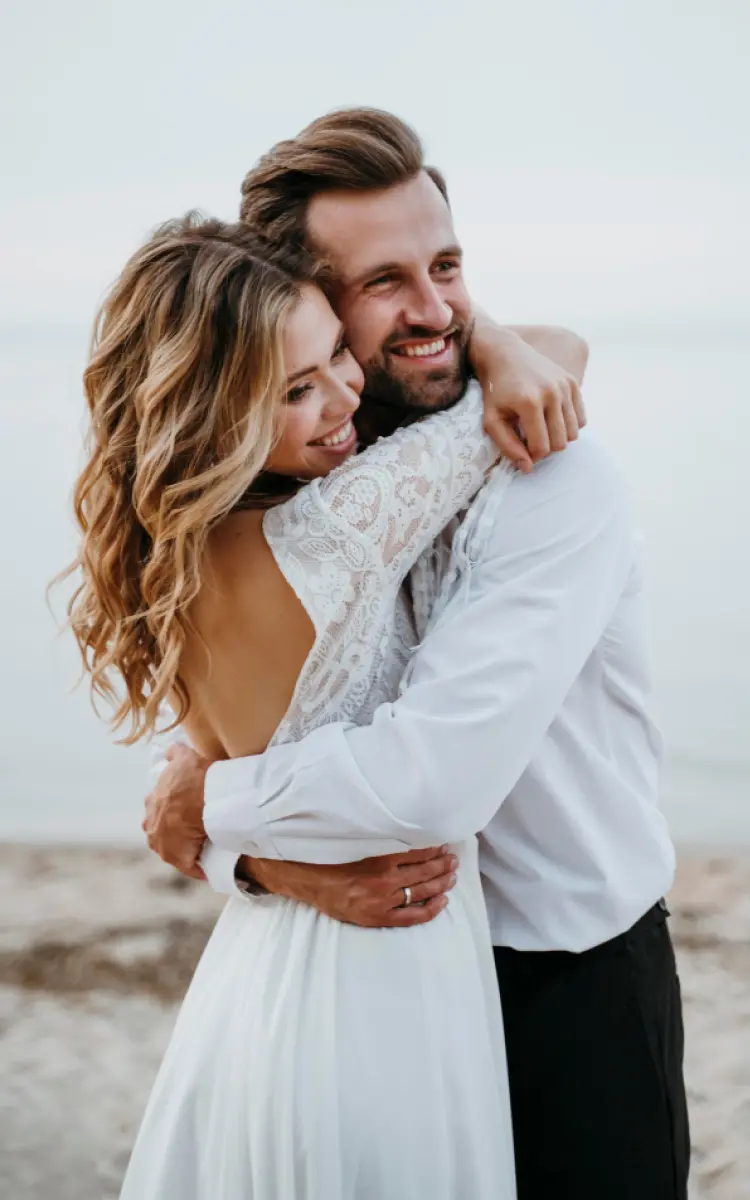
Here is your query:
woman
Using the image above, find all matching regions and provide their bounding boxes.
[66,214,520,1198]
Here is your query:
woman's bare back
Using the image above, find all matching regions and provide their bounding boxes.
[177,509,315,761]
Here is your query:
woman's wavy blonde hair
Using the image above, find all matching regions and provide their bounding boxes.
[60,213,315,743]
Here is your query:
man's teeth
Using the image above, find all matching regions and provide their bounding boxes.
[315,420,353,448]
[400,337,446,358]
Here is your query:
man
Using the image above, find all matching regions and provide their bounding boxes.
[146,109,688,1199]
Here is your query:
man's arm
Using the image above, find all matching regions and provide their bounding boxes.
[146,741,460,925]
[204,434,633,860]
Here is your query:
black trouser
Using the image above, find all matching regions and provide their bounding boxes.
[494,902,690,1199]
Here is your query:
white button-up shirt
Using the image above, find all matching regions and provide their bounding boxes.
[201,433,676,952]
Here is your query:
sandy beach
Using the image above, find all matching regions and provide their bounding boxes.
[1,845,748,1199]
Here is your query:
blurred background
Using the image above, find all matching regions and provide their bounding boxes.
[1,1,748,1197]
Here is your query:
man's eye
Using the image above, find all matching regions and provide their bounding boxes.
[286,383,312,404]
[433,260,460,276]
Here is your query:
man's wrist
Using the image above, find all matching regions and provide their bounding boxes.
[242,857,325,908]
[234,855,270,896]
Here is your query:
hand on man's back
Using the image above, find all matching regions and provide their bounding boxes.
[143,743,210,881]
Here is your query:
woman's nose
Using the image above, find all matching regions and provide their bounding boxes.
[323,368,362,419]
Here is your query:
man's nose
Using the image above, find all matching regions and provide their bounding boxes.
[403,277,452,332]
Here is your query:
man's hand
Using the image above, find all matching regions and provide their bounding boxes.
[469,311,587,473]
[145,747,457,926]
[143,743,211,880]
[246,846,459,928]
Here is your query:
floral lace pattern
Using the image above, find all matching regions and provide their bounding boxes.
[262,384,499,746]
[403,461,517,696]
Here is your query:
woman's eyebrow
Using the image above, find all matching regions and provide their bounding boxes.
[287,324,346,382]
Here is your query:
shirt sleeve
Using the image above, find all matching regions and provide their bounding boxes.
[204,435,637,862]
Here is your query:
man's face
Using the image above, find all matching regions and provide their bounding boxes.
[306,172,472,413]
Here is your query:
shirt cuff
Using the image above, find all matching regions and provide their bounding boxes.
[199,841,246,897]
[203,757,280,858]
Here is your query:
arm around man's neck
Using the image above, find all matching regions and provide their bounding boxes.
[470,309,589,386]
[504,323,589,384]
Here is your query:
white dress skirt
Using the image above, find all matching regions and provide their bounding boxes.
[120,385,517,1199]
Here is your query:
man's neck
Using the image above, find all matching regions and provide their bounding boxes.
[354,395,426,447]
[355,382,470,449]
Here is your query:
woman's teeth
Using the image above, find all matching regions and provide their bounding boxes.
[314,420,353,448]
[398,337,447,358]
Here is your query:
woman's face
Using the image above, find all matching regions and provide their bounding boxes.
[266,285,364,479]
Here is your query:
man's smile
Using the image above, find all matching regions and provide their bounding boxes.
[389,332,457,367]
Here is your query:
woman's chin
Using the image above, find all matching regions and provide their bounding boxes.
[270,440,358,481]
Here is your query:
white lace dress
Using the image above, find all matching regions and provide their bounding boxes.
[120,384,517,1200]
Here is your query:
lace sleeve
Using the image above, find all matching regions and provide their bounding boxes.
[264,382,504,601]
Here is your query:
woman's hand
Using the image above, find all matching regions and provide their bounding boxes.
[469,311,587,473]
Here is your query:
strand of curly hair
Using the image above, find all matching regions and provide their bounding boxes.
[56,214,311,743]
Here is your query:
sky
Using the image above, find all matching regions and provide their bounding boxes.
[0,0,748,842]
[0,0,748,328]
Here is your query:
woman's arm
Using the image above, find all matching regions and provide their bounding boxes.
[504,324,589,383]
[264,382,510,603]
[469,311,588,471]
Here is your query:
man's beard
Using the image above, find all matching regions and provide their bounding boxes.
[355,322,473,443]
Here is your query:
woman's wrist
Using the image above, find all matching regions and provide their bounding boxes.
[467,309,522,382]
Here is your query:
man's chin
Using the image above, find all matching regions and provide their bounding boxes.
[362,357,469,414]
[399,370,467,412]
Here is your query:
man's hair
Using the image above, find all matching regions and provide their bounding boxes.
[239,107,449,249]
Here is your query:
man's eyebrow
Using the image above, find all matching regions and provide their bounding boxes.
[349,260,402,288]
[437,244,463,260]
[286,323,346,384]
[349,245,464,288]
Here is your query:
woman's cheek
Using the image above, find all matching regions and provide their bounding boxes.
[267,412,299,473]
[282,405,319,466]
[293,403,319,449]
